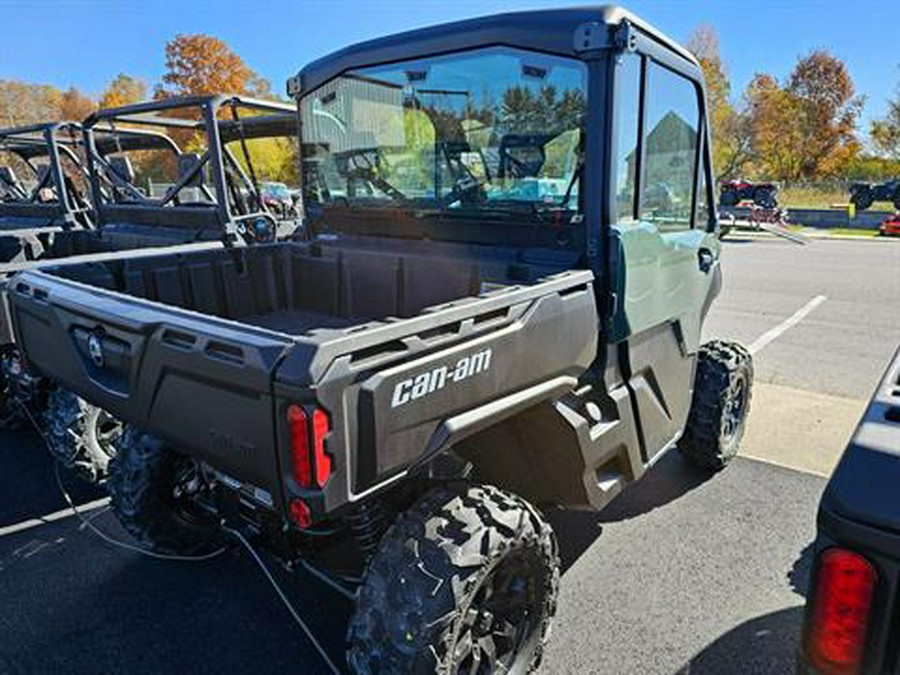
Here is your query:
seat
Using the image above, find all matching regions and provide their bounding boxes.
[108,156,135,185]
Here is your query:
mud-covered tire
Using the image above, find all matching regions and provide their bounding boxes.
[678,340,753,472]
[108,427,222,555]
[347,484,559,675]
[44,388,122,483]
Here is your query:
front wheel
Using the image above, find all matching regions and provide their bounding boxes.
[108,427,223,555]
[678,340,753,471]
[347,484,560,675]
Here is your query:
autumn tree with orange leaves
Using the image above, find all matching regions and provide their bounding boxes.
[155,34,271,99]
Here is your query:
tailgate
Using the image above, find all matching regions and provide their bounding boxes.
[273,270,599,502]
[10,270,291,498]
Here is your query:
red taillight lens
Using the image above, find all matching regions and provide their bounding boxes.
[289,498,312,529]
[804,548,877,675]
[287,404,332,489]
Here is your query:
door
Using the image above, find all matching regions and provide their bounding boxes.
[608,53,720,462]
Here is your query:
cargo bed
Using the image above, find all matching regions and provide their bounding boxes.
[10,238,598,515]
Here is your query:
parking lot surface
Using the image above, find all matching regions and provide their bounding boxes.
[1,238,897,674]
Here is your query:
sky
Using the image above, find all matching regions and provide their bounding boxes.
[2,0,898,130]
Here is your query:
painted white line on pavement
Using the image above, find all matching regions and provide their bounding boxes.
[0,496,110,538]
[747,295,827,355]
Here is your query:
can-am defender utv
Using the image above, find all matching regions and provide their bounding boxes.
[2,95,299,482]
[9,6,753,671]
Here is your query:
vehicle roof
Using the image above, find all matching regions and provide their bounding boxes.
[292,5,698,96]
[0,121,82,159]
[85,94,295,130]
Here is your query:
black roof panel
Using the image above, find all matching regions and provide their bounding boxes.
[292,5,698,96]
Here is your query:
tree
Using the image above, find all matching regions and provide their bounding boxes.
[100,74,147,109]
[687,26,751,180]
[871,80,900,159]
[58,86,95,121]
[0,80,62,126]
[745,74,805,181]
[155,34,271,98]
[785,50,863,178]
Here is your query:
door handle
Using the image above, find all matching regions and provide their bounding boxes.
[698,248,715,274]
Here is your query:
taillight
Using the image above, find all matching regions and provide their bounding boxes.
[804,548,877,675]
[287,404,332,489]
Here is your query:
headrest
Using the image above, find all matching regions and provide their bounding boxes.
[178,153,203,188]
[108,156,135,184]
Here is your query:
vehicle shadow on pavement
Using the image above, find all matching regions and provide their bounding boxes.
[674,606,804,674]
[0,429,104,527]
[547,452,714,573]
[788,542,814,598]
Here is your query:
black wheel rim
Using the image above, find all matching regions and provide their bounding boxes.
[722,375,747,442]
[453,549,546,675]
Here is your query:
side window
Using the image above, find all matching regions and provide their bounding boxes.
[614,55,642,222]
[641,62,700,232]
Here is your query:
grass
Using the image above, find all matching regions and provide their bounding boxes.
[778,186,848,210]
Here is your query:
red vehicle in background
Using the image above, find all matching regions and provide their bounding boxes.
[879,213,900,236]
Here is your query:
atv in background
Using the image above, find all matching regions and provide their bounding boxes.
[850,179,900,211]
[10,8,753,672]
[798,348,900,675]
[719,179,778,208]
[0,94,298,482]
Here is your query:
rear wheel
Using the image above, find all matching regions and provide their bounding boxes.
[44,388,122,482]
[347,483,559,675]
[108,427,223,555]
[679,340,753,471]
[851,187,874,211]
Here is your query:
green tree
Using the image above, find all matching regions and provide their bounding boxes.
[687,25,751,180]
[871,75,900,159]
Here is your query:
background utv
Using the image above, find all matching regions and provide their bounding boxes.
[10,6,753,673]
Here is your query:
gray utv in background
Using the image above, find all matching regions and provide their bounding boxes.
[9,6,753,671]
[1,95,298,482]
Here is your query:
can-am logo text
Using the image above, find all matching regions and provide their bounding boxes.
[391,348,493,408]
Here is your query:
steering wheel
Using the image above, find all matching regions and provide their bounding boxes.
[233,212,277,244]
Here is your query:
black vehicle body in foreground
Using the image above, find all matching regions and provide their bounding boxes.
[10,6,754,672]
[799,349,900,675]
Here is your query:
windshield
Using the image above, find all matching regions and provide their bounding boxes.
[263,182,290,199]
[300,47,587,217]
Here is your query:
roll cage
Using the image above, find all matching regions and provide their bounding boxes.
[0,121,93,229]
[83,95,298,242]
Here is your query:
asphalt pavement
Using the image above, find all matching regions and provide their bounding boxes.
[1,237,896,674]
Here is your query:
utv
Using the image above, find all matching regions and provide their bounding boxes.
[10,6,753,672]
[798,349,900,675]
[850,179,900,211]
[0,122,95,241]
[1,95,299,481]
